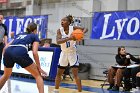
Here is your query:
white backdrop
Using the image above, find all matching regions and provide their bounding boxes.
[1,51,54,76]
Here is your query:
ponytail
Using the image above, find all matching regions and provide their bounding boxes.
[66,14,74,24]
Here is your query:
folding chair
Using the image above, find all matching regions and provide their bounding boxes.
[101,67,131,91]
[62,66,73,81]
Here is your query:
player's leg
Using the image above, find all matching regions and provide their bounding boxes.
[55,67,65,89]
[0,67,12,89]
[24,63,44,93]
[54,52,68,92]
[68,52,82,92]
[0,48,13,89]
[16,55,44,93]
[71,67,82,92]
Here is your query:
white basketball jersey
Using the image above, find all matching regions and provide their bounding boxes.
[59,26,76,52]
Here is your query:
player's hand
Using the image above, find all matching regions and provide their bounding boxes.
[69,34,76,41]
[137,72,140,76]
[38,68,47,77]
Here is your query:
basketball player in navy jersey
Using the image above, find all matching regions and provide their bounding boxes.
[0,23,47,93]
[54,15,87,93]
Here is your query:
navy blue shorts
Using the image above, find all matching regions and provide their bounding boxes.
[3,47,33,68]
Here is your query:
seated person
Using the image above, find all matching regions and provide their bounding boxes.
[39,38,60,48]
[130,63,140,91]
[123,55,140,91]
[136,72,140,90]
[131,72,140,92]
[107,46,140,91]
[42,41,50,48]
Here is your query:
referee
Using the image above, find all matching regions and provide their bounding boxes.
[0,14,8,70]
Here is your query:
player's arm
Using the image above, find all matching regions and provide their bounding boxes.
[56,29,74,44]
[32,42,40,68]
[73,26,88,33]
[32,41,47,76]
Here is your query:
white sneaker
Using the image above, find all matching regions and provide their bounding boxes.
[52,89,59,93]
[71,91,83,93]
[135,88,140,93]
[130,88,139,93]
[52,91,59,93]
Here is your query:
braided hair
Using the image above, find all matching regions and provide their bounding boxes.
[26,22,37,34]
[66,14,74,25]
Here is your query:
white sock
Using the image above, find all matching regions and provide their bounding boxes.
[54,89,59,92]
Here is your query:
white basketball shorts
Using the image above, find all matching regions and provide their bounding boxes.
[58,51,79,67]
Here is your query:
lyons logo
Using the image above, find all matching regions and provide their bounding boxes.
[91,11,140,40]
[100,14,140,40]
[40,57,50,67]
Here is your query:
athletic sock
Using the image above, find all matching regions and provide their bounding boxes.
[53,89,59,93]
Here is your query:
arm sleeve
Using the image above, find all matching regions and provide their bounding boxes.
[115,55,126,65]
[34,34,40,42]
[129,53,140,63]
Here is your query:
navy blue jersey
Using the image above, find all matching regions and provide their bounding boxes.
[11,32,40,51]
[3,32,40,68]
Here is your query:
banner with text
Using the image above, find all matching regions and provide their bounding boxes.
[91,11,140,40]
[0,0,7,3]
[4,15,48,39]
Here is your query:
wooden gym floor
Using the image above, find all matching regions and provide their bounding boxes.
[0,75,133,93]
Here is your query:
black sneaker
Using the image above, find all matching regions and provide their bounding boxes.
[111,86,119,91]
[107,84,114,90]
[107,86,113,90]
[124,88,131,91]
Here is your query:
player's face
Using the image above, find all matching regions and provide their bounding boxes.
[119,48,126,55]
[0,15,3,24]
[61,17,69,27]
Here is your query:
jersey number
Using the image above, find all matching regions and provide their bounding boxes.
[66,41,70,48]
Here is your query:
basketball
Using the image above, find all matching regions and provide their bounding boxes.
[72,29,84,41]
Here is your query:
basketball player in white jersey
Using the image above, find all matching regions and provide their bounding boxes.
[53,15,87,93]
